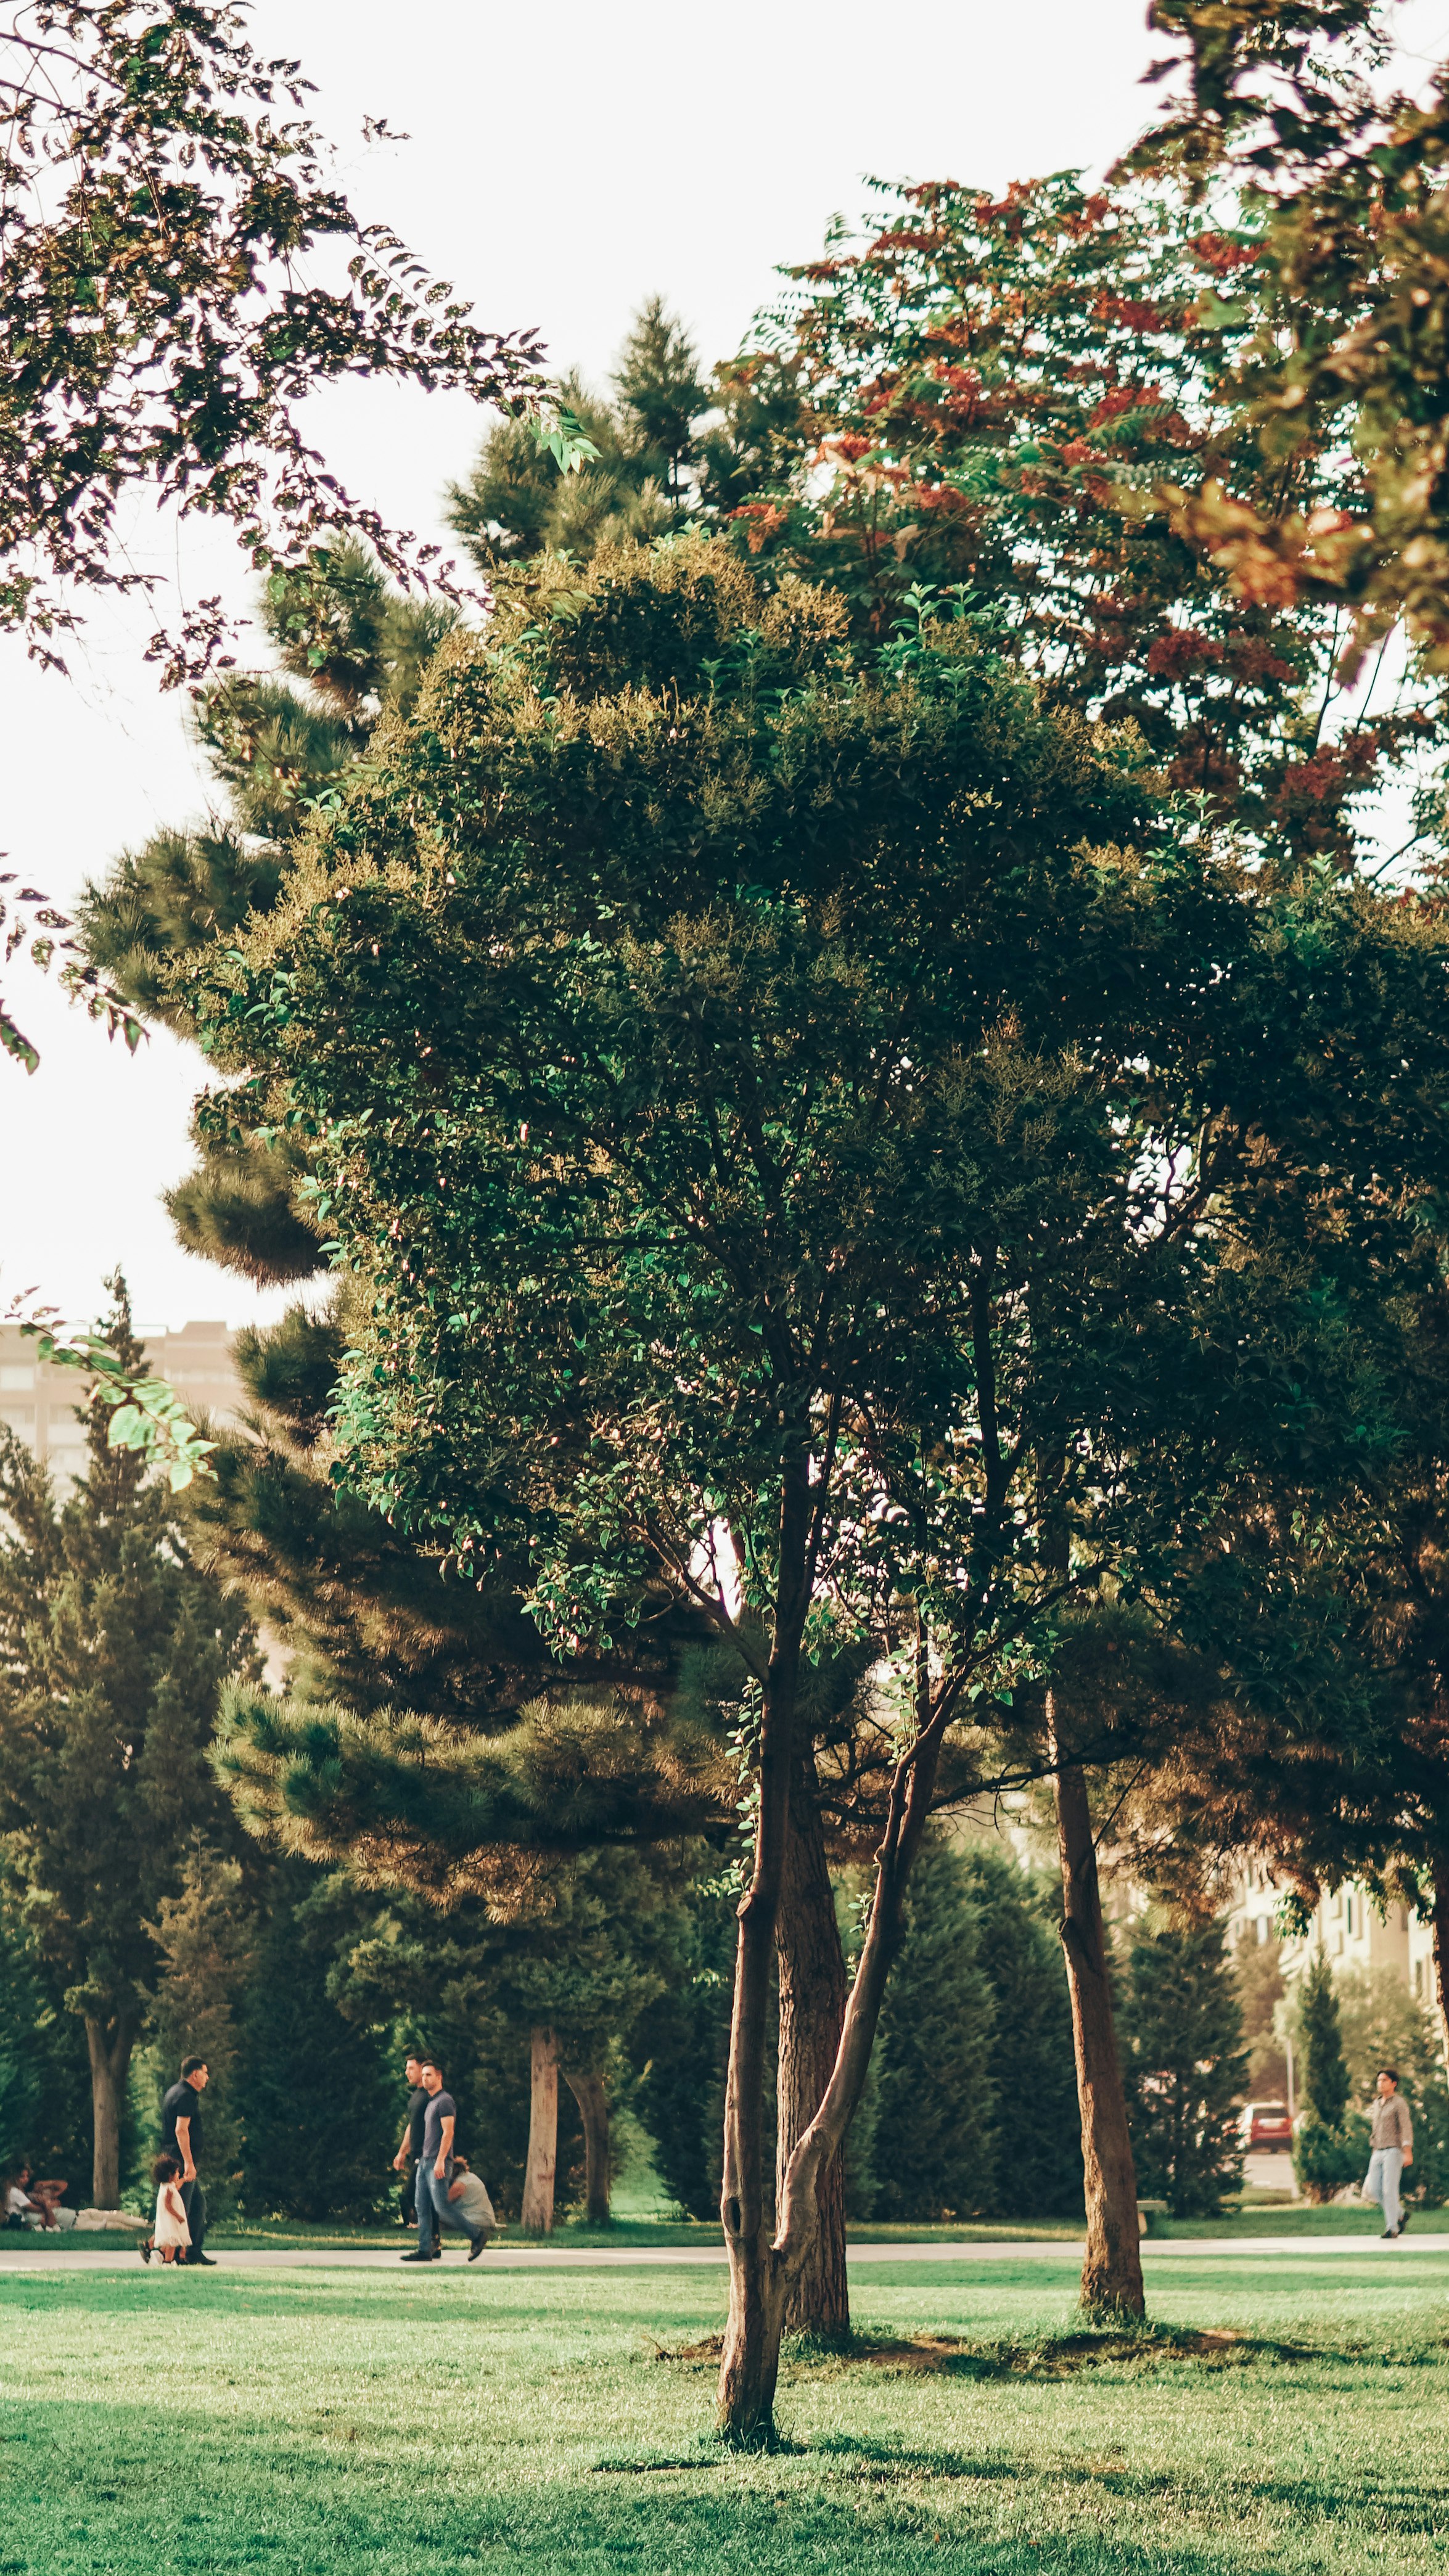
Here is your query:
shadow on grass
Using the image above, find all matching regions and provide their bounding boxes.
[649,2318,1449,2381]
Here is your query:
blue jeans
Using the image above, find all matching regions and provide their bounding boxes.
[1364,2148,1404,2234]
[416,2163,484,2252]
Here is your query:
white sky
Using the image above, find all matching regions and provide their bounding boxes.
[3,0,1446,1329]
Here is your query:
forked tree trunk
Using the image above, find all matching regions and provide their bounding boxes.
[776,1756,848,2339]
[564,2069,611,2225]
[521,2024,559,2235]
[716,1536,953,2445]
[1051,1731,1144,2318]
[84,2016,134,2209]
[1429,1852,1449,2070]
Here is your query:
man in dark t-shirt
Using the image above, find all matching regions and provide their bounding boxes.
[159,2056,213,2265]
[400,2058,491,2263]
[390,2053,429,2228]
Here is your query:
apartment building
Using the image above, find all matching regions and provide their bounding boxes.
[1229,1862,1437,2009]
[0,1319,244,1485]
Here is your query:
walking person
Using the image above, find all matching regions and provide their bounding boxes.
[400,2059,490,2262]
[160,2056,215,2267]
[391,2053,429,2229]
[1364,2067,1414,2239]
[139,2153,191,2266]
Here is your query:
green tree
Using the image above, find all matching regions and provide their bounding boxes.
[1299,1948,1351,2130]
[0,2,544,671]
[628,1880,736,2223]
[194,530,1449,2429]
[868,1830,996,2221]
[1120,1913,1247,2217]
[959,1845,1082,2219]
[1291,1948,1371,2202]
[234,1865,396,2221]
[136,1839,255,2206]
[0,1278,255,2202]
[447,297,760,572]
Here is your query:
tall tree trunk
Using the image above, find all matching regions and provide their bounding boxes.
[84,2016,134,2209]
[776,1755,848,2339]
[717,1664,798,2443]
[716,1540,956,2443]
[521,2024,559,2236]
[1429,1851,1449,2070]
[1051,1724,1144,2318]
[564,2069,611,2225]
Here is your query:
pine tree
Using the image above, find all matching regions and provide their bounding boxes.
[1119,1914,1247,2218]
[138,1840,255,2205]
[234,1866,396,2221]
[0,1278,255,2204]
[869,1831,996,2222]
[79,549,457,1287]
[959,1845,1083,2218]
[1299,1948,1351,2130]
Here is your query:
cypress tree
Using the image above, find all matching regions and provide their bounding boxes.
[960,1845,1083,2218]
[869,1831,996,2222]
[1119,1914,1248,2217]
[1299,1948,1351,2130]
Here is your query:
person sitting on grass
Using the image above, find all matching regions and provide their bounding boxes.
[139,2153,191,2266]
[4,2165,37,2229]
[447,2156,496,2252]
[5,2165,65,2229]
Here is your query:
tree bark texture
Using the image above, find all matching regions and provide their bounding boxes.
[716,1533,956,2440]
[84,2017,134,2209]
[1052,1740,1144,2318]
[521,2024,559,2235]
[717,1657,799,2442]
[1429,1852,1449,2071]
[564,2069,611,2225]
[776,1755,849,2338]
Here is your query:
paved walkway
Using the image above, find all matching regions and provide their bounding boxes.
[4,2233,1447,2274]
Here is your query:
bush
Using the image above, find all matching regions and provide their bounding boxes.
[1294,2108,1373,2202]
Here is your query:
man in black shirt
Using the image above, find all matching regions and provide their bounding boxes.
[400,2059,487,2260]
[390,2053,429,2232]
[159,2057,214,2266]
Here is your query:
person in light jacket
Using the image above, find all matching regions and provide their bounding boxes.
[1364,2067,1414,2239]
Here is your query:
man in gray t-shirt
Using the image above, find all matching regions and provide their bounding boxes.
[400,2061,491,2262]
[1364,2068,1414,2239]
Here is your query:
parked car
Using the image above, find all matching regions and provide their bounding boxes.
[1238,2100,1293,2150]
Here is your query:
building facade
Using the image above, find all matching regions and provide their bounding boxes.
[0,1319,244,1486]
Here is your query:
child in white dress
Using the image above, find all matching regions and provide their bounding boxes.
[139,2152,191,2265]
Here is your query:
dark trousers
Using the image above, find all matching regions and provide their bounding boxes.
[179,2177,207,2260]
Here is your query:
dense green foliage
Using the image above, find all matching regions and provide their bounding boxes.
[232,1868,398,2223]
[1119,1914,1247,2217]
[864,1832,996,2222]
[0,1281,255,2195]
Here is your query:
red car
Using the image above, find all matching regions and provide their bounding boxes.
[1239,2101,1293,2149]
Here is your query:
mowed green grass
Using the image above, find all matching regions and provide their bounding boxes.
[2,2249,1447,2575]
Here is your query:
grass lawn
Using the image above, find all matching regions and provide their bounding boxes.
[3,2246,1447,2574]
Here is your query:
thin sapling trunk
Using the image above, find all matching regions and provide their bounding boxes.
[1051,1721,1144,2318]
